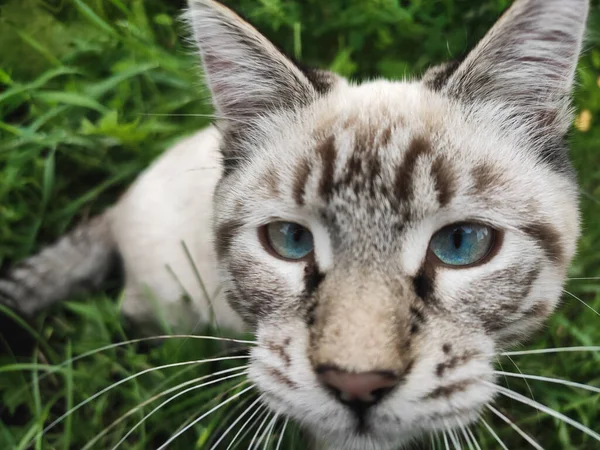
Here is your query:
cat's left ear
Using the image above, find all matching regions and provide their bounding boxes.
[186,0,339,125]
[429,0,589,147]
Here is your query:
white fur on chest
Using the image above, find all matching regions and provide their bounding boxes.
[109,126,244,332]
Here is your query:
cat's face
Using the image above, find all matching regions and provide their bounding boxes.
[188,0,587,448]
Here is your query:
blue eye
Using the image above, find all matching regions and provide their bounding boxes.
[429,223,496,266]
[265,222,314,260]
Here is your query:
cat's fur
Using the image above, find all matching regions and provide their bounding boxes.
[0,0,589,448]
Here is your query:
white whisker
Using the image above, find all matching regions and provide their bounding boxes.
[157,384,255,449]
[112,369,249,449]
[499,346,600,356]
[447,425,462,450]
[139,112,253,126]
[494,370,600,394]
[429,433,436,450]
[563,289,600,316]
[249,408,273,450]
[263,413,279,450]
[491,383,600,442]
[275,418,288,450]
[460,424,475,450]
[84,365,248,450]
[567,277,600,281]
[26,334,254,379]
[443,429,450,450]
[226,401,269,450]
[208,395,264,450]
[32,354,249,445]
[480,417,509,450]
[466,426,482,450]
[504,354,537,407]
[487,404,543,450]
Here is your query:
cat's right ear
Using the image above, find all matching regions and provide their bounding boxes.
[186,0,338,126]
[426,0,588,161]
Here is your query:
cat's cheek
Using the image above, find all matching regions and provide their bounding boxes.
[248,321,347,423]
[220,228,310,324]
[432,230,563,346]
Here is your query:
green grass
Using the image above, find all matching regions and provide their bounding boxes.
[1,0,600,449]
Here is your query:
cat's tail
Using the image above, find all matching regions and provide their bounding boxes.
[0,211,118,316]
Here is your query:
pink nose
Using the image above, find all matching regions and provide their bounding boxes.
[317,368,398,404]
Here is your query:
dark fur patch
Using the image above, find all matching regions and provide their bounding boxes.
[317,136,337,199]
[305,298,318,327]
[435,351,478,378]
[267,366,298,389]
[520,223,564,264]
[262,169,280,196]
[214,220,243,259]
[471,163,503,192]
[431,156,456,207]
[395,136,432,206]
[266,341,292,367]
[296,65,337,95]
[413,270,434,302]
[424,380,473,399]
[293,159,312,205]
[304,264,325,296]
[522,301,552,319]
[421,60,461,92]
[409,304,426,334]
[379,126,393,148]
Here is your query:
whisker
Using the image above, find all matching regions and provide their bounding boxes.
[84,365,248,450]
[480,417,509,450]
[208,395,264,450]
[429,433,436,450]
[227,403,270,450]
[31,354,249,445]
[248,408,274,450]
[487,404,543,450]
[460,424,475,450]
[466,426,482,450]
[275,419,289,450]
[443,429,451,450]
[504,354,537,407]
[563,289,600,316]
[262,413,279,450]
[156,383,255,449]
[499,346,600,356]
[139,112,252,126]
[567,277,600,281]
[15,334,254,378]
[111,369,249,449]
[446,425,462,450]
[494,370,600,394]
[491,384,600,443]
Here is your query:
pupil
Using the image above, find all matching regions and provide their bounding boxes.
[452,229,463,249]
[292,228,303,243]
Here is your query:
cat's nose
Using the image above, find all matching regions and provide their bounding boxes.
[317,367,398,405]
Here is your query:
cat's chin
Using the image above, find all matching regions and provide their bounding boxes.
[259,386,486,450]
[309,409,483,450]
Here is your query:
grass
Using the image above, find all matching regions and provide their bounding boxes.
[1,0,600,448]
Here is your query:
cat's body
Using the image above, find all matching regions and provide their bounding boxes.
[0,126,240,331]
[0,0,591,449]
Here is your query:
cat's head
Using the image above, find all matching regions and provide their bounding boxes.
[187,0,587,448]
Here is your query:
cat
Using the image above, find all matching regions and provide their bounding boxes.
[0,0,590,448]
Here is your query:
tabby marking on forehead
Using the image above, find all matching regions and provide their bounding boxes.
[431,156,456,207]
[317,136,337,200]
[290,163,308,207]
[394,136,433,206]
